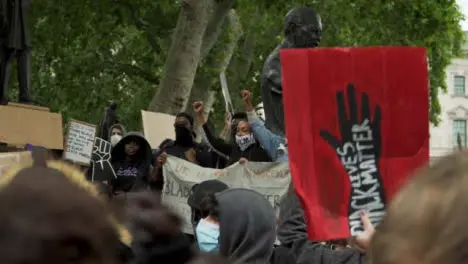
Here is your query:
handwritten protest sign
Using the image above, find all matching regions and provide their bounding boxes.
[64,120,96,165]
[0,151,32,176]
[163,155,291,234]
[141,110,175,148]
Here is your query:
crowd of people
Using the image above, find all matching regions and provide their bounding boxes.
[0,88,463,264]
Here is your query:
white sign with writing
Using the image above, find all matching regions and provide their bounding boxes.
[64,120,97,165]
[162,156,291,234]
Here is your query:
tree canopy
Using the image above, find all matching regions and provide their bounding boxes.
[24,0,464,131]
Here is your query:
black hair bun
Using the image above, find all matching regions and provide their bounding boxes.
[199,193,219,220]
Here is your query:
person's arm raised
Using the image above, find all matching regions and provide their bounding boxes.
[193,101,232,156]
[219,112,231,141]
[241,90,284,161]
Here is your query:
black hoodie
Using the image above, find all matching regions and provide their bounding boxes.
[110,132,153,192]
[216,188,277,263]
[216,186,367,264]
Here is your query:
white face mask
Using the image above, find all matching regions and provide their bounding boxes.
[110,134,122,147]
[235,134,256,151]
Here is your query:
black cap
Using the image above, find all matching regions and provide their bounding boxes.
[187,180,229,210]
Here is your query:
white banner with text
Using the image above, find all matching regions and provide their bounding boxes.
[162,156,291,234]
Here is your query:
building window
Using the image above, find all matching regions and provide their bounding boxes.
[454,75,466,96]
[453,120,467,147]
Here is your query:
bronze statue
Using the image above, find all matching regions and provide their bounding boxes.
[0,0,33,105]
[98,100,119,141]
[260,7,322,135]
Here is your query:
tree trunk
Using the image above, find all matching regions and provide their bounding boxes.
[186,9,242,119]
[148,0,212,114]
[199,0,237,61]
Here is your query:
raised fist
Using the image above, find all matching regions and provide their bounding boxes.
[193,101,204,114]
[240,90,251,104]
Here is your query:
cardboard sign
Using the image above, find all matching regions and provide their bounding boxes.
[64,119,96,165]
[0,104,63,149]
[281,47,429,240]
[163,156,291,234]
[141,110,175,148]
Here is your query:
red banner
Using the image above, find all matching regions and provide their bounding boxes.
[281,47,429,240]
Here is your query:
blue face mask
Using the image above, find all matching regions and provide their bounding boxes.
[195,218,220,252]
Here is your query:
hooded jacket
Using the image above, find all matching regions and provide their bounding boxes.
[110,132,153,192]
[216,186,367,264]
[217,188,276,263]
[108,124,127,140]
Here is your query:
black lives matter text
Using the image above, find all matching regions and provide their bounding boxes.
[336,119,385,235]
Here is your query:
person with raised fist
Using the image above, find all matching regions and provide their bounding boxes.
[193,101,271,165]
[241,90,288,162]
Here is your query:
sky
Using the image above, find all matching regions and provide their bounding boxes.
[458,0,468,30]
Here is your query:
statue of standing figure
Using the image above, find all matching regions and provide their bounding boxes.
[0,0,33,105]
[260,7,322,135]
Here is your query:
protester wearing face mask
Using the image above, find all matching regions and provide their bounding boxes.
[241,90,287,162]
[188,180,229,243]
[108,123,127,148]
[198,188,372,264]
[193,102,271,165]
[195,193,221,253]
[150,113,215,191]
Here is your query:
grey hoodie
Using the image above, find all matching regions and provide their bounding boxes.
[108,123,127,139]
[217,188,276,264]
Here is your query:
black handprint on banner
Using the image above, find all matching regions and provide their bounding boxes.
[90,137,116,182]
[320,84,386,235]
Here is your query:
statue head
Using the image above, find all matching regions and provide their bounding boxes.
[108,100,119,110]
[284,7,322,48]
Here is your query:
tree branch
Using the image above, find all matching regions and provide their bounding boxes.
[199,0,236,60]
[106,61,160,84]
[114,0,162,53]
